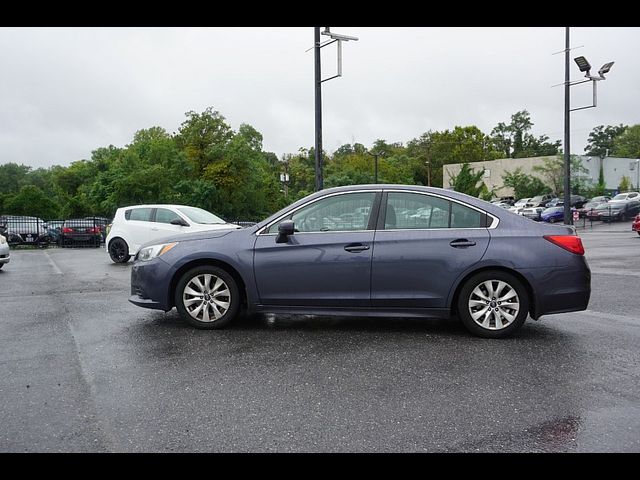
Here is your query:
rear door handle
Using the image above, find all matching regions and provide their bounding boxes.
[344,243,370,253]
[450,239,476,248]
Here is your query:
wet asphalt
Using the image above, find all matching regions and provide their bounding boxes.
[0,220,639,452]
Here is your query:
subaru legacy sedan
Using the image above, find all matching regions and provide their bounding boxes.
[129,185,591,338]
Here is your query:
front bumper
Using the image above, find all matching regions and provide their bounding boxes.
[129,256,174,311]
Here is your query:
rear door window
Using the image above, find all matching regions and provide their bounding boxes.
[128,208,153,222]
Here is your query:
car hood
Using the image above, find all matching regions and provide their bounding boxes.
[140,226,242,248]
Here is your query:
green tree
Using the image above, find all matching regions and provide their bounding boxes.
[585,124,628,157]
[4,185,60,219]
[532,155,589,196]
[0,163,31,194]
[502,168,550,199]
[175,107,233,176]
[613,125,640,158]
[490,110,561,158]
[618,176,632,192]
[448,163,488,198]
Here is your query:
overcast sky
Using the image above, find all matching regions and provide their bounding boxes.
[1,26,639,169]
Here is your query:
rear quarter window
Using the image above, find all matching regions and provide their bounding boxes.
[127,208,153,222]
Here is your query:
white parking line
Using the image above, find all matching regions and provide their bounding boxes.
[590,268,640,278]
[43,250,63,275]
[580,309,640,327]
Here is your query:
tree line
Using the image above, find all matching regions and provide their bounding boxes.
[1,107,638,221]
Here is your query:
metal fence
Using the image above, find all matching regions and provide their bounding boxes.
[0,215,109,248]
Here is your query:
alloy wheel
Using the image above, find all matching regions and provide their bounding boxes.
[468,280,520,331]
[182,274,231,322]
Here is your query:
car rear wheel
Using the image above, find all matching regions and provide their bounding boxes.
[175,266,240,329]
[457,271,529,338]
[108,238,130,263]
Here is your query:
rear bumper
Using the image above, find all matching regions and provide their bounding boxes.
[522,262,591,319]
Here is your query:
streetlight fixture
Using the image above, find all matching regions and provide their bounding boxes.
[559,28,615,225]
[313,27,359,192]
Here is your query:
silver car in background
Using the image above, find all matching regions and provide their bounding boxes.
[0,234,10,269]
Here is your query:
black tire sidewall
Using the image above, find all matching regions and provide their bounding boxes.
[457,271,529,338]
[108,238,130,263]
[175,266,240,330]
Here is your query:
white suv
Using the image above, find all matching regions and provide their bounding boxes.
[105,205,240,263]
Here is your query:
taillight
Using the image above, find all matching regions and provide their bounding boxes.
[543,235,585,255]
[87,227,100,234]
[62,227,73,234]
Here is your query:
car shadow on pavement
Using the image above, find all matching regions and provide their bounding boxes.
[135,309,561,341]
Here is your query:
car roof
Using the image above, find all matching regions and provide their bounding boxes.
[119,204,196,209]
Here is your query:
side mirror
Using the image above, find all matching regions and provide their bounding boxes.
[170,218,190,227]
[276,220,295,243]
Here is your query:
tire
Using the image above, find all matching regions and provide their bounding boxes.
[108,238,130,263]
[457,270,530,338]
[175,266,240,330]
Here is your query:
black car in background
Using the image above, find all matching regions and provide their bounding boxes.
[597,200,640,222]
[528,194,554,208]
[84,216,110,242]
[59,219,102,247]
[46,220,65,243]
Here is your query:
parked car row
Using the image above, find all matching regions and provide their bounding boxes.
[0,215,112,247]
[502,192,640,224]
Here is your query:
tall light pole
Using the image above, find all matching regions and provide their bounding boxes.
[312,27,359,191]
[314,28,323,192]
[636,159,640,191]
[366,150,383,183]
[558,27,615,224]
[563,27,571,225]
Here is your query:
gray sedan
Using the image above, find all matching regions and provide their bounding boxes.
[129,185,591,338]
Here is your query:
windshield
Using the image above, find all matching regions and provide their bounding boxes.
[177,207,227,224]
[612,194,627,200]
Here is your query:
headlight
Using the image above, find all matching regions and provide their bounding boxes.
[0,235,6,244]
[137,242,178,262]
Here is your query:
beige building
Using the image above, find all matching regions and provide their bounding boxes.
[443,155,558,197]
[443,155,639,197]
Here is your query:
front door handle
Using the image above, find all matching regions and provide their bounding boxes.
[344,243,370,253]
[450,239,476,248]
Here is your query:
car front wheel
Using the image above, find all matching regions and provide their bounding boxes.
[457,271,529,338]
[175,266,240,329]
[108,238,130,263]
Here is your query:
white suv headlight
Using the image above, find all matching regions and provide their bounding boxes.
[0,235,6,244]
[137,242,178,262]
